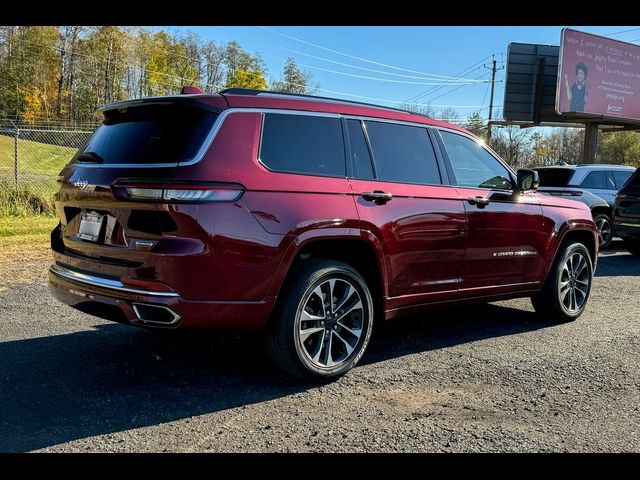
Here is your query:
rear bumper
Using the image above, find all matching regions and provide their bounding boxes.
[49,263,275,331]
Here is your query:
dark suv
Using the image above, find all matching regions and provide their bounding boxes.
[49,88,598,381]
[613,167,640,255]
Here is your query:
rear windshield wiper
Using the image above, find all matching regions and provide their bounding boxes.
[76,151,104,163]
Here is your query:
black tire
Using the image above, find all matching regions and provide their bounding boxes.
[263,259,374,382]
[622,238,640,256]
[531,241,593,323]
[593,213,613,249]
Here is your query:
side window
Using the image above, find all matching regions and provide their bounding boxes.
[440,131,513,190]
[613,170,633,189]
[363,121,441,185]
[346,119,374,180]
[260,113,345,176]
[580,171,608,189]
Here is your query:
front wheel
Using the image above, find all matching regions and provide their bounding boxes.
[264,259,374,382]
[531,242,593,323]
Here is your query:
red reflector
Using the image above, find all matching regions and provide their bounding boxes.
[120,278,175,293]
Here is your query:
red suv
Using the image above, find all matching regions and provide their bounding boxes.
[49,88,598,380]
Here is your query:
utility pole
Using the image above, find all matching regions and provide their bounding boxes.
[487,57,497,142]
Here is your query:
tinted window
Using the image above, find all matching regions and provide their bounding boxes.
[364,121,440,185]
[440,131,512,190]
[346,119,374,179]
[261,114,345,176]
[613,170,633,189]
[75,104,218,164]
[580,171,609,189]
[536,168,574,187]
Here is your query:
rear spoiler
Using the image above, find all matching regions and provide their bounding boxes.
[98,95,226,114]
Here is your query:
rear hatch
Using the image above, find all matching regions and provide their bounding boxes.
[52,99,222,271]
[535,167,584,198]
[615,168,640,226]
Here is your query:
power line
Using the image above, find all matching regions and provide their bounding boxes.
[216,26,487,82]
[405,54,502,104]
[606,27,640,36]
[258,26,489,81]
[426,72,494,104]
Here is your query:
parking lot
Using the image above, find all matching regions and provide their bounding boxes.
[0,242,638,452]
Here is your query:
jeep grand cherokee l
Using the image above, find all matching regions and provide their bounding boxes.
[49,88,598,381]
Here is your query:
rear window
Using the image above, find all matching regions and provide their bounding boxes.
[364,121,441,185]
[536,168,574,187]
[620,168,640,193]
[260,113,345,177]
[580,170,612,189]
[74,104,218,165]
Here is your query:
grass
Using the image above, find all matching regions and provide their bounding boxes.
[0,215,58,247]
[0,133,78,176]
[0,133,80,200]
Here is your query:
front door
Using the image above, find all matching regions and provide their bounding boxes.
[437,130,544,295]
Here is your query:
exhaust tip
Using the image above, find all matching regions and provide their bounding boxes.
[132,303,181,327]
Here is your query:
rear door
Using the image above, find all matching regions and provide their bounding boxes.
[345,118,466,308]
[436,129,544,294]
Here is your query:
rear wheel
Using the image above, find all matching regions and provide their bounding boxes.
[594,213,613,249]
[264,259,374,382]
[531,242,593,323]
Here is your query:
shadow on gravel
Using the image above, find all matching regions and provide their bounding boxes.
[0,325,302,452]
[364,302,545,365]
[595,246,640,277]
[0,301,548,452]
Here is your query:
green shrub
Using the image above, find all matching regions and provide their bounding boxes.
[0,179,55,216]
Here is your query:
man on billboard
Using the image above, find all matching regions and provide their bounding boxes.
[564,62,588,112]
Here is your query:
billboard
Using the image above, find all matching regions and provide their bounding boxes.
[503,43,562,123]
[557,28,640,121]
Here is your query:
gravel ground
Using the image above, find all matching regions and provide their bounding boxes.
[0,242,638,452]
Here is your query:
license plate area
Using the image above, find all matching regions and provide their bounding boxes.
[77,212,105,242]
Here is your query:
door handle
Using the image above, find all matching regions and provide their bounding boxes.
[361,191,393,205]
[466,196,490,208]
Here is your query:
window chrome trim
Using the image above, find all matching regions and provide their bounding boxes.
[72,107,455,170]
[50,264,179,297]
[75,108,342,169]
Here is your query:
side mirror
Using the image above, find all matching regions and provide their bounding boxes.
[517,169,539,192]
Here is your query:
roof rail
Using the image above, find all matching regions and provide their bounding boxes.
[218,88,431,118]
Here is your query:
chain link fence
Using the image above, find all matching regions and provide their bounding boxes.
[0,122,96,214]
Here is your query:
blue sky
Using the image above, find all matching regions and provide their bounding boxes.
[171,26,640,121]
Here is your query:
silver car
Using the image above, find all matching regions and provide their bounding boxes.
[534,164,636,248]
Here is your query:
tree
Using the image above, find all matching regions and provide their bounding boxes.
[598,131,640,166]
[397,102,438,117]
[490,125,531,168]
[437,107,460,124]
[225,67,268,90]
[201,40,225,92]
[271,58,318,94]
[464,113,487,139]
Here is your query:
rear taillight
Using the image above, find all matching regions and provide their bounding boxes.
[112,181,244,203]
